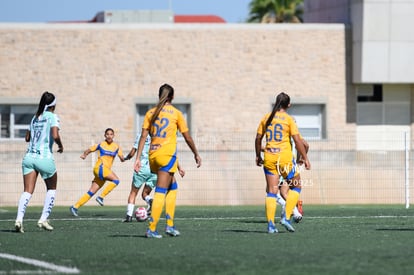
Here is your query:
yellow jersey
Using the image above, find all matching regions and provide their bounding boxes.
[143,104,188,157]
[89,141,123,169]
[257,111,299,164]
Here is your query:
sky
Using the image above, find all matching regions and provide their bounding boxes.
[0,0,252,23]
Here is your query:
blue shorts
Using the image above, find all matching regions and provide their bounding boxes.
[132,165,157,189]
[22,154,56,179]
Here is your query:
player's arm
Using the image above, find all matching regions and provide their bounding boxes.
[297,138,309,164]
[182,131,201,168]
[25,130,30,142]
[177,162,185,178]
[292,134,310,170]
[119,153,126,162]
[134,129,149,172]
[51,126,63,153]
[80,148,91,159]
[124,148,137,161]
[255,133,264,166]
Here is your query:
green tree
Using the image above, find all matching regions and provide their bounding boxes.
[247,0,304,23]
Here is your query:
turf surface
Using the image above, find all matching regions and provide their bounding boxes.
[1,205,413,274]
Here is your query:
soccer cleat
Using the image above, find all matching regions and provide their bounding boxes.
[297,200,304,216]
[280,207,286,221]
[146,229,162,239]
[280,217,295,232]
[70,206,79,217]
[123,215,132,223]
[15,221,24,233]
[293,215,303,223]
[267,221,278,234]
[38,220,54,231]
[165,226,180,237]
[146,199,153,216]
[96,196,104,206]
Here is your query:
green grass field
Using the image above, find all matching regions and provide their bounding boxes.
[1,205,414,275]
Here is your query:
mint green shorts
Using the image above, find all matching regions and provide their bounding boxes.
[132,165,157,189]
[22,154,56,179]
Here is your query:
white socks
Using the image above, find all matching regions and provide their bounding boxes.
[127,203,135,216]
[276,193,286,206]
[293,206,301,217]
[39,190,56,222]
[144,195,152,204]
[16,192,32,222]
[126,196,153,216]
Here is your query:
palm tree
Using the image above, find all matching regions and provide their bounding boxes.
[247,0,304,23]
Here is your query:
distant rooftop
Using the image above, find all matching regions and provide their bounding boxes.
[52,10,226,24]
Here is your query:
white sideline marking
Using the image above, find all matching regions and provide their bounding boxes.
[0,253,80,274]
[0,215,414,223]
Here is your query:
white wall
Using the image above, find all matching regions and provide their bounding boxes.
[352,0,414,83]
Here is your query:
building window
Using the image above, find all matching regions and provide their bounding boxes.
[357,84,410,125]
[0,104,36,140]
[288,104,326,140]
[135,102,192,137]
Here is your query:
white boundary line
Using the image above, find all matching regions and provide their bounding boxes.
[0,215,413,223]
[0,253,80,274]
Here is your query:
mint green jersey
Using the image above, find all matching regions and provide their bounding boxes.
[133,133,151,166]
[132,133,157,189]
[26,111,60,159]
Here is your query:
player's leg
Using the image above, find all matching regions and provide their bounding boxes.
[264,169,279,234]
[165,177,179,236]
[146,154,177,238]
[15,160,38,233]
[141,185,153,214]
[279,179,302,223]
[70,180,102,216]
[124,183,139,222]
[277,180,288,221]
[125,170,147,222]
[281,174,302,232]
[96,170,120,205]
[146,170,172,238]
[284,179,302,220]
[293,138,308,221]
[37,167,58,231]
[141,169,156,214]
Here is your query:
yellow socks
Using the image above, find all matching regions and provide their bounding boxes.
[285,188,301,220]
[265,193,277,224]
[165,182,178,227]
[74,191,93,209]
[148,187,167,232]
[100,180,119,198]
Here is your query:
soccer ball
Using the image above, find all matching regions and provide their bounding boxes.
[135,207,148,222]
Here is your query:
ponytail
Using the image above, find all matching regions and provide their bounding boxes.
[35,91,55,118]
[149,84,174,137]
[264,92,290,129]
[264,102,280,130]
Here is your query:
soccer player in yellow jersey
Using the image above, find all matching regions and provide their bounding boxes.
[134,83,201,238]
[278,136,309,223]
[255,92,310,233]
[70,128,125,216]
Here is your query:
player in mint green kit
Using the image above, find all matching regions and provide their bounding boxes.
[123,133,185,222]
[15,91,64,233]
[123,133,157,222]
